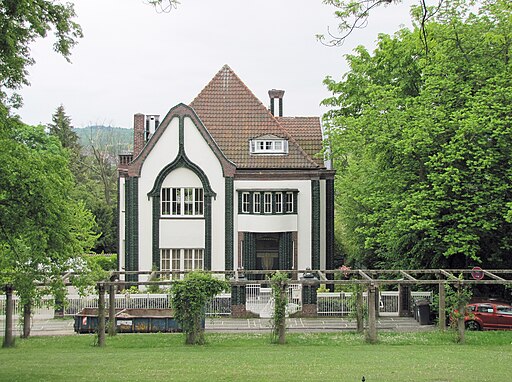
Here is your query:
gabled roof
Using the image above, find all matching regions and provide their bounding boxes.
[190,65,323,170]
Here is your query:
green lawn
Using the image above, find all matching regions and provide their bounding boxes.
[1,331,511,381]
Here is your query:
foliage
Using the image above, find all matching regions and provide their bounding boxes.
[323,0,512,269]
[0,0,82,106]
[87,254,118,272]
[269,271,289,344]
[170,271,229,345]
[0,109,99,322]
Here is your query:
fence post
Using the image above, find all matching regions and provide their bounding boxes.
[438,282,446,331]
[108,283,117,336]
[97,283,106,347]
[2,284,14,348]
[366,283,378,344]
[231,284,247,317]
[398,284,412,317]
[301,271,318,316]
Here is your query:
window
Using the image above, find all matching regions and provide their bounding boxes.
[161,187,204,217]
[253,193,261,213]
[161,248,204,279]
[238,190,297,215]
[249,139,288,154]
[285,192,294,213]
[275,192,283,213]
[264,193,272,214]
[241,192,250,213]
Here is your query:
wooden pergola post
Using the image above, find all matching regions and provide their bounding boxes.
[366,283,378,343]
[108,283,116,336]
[438,282,446,331]
[2,284,14,348]
[97,283,106,347]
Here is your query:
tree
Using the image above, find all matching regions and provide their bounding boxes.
[47,105,80,152]
[0,1,82,106]
[0,107,98,341]
[170,271,228,345]
[323,0,512,269]
[319,0,455,50]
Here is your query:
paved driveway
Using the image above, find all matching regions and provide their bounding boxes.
[1,316,434,336]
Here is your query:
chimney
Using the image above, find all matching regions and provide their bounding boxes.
[133,114,160,158]
[145,115,160,141]
[133,113,145,157]
[268,89,285,117]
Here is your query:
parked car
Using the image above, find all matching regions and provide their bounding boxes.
[464,302,512,330]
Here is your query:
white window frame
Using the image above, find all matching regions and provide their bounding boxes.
[241,192,250,213]
[275,192,283,213]
[161,248,204,279]
[264,192,272,214]
[161,187,204,217]
[285,192,294,213]
[253,193,261,213]
[249,139,288,154]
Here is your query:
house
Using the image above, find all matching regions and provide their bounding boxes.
[118,65,335,282]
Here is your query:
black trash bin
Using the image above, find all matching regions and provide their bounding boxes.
[416,300,431,325]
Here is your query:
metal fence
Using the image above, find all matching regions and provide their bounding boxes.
[317,291,433,316]
[1,289,432,320]
[245,283,302,317]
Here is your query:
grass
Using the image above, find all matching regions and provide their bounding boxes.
[1,331,511,381]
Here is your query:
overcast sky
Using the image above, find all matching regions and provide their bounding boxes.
[16,0,417,129]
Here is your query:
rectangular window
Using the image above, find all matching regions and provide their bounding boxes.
[241,192,250,213]
[285,192,294,213]
[195,188,204,215]
[161,249,171,279]
[250,139,288,154]
[253,193,261,213]
[161,188,171,215]
[184,188,194,215]
[184,249,193,271]
[264,192,272,214]
[275,192,283,213]
[161,187,204,217]
[161,248,204,278]
[172,188,181,215]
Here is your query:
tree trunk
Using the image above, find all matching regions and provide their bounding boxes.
[22,302,31,338]
[2,285,14,348]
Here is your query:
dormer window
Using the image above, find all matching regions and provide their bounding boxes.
[250,135,288,154]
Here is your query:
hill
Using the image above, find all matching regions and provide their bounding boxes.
[74,125,133,154]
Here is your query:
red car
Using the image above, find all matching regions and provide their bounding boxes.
[465,302,512,330]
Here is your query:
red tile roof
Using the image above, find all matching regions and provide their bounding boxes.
[190,65,324,169]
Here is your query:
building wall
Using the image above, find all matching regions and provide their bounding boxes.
[136,115,226,274]
[234,179,322,271]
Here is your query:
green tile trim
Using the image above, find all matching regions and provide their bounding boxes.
[225,177,234,270]
[125,177,139,282]
[152,195,160,270]
[311,180,321,270]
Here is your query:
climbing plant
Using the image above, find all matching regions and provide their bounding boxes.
[170,271,228,345]
[269,271,289,344]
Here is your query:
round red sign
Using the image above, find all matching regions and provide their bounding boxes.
[471,266,484,280]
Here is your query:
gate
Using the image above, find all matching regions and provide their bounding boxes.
[245,283,302,317]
